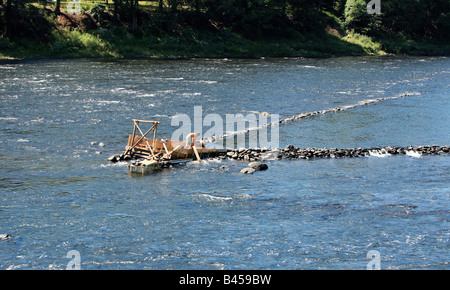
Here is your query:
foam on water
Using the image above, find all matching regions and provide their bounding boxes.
[369,149,391,157]
[97,161,129,168]
[405,150,422,158]
[197,194,233,202]
[260,150,280,161]
[0,117,18,121]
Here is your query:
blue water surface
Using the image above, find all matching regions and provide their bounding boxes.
[0,56,448,269]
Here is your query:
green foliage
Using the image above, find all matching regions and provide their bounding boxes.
[1,0,449,59]
[344,32,381,53]
[436,12,450,40]
[47,27,114,56]
[0,38,12,49]
[90,3,107,25]
[344,0,370,32]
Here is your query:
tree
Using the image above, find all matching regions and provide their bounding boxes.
[54,0,60,14]
[5,0,13,37]
[344,0,370,32]
[421,0,450,38]
[241,0,291,38]
[436,13,450,40]
[287,0,323,32]
[169,0,178,13]
[205,0,248,27]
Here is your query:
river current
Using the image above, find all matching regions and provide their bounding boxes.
[0,56,448,269]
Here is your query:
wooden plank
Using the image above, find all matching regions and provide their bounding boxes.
[123,121,159,157]
[132,119,160,124]
[134,121,157,158]
[192,145,201,162]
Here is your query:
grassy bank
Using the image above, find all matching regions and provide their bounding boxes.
[0,20,367,59]
[0,4,449,60]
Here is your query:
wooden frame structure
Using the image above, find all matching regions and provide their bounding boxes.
[120,119,227,174]
[123,119,160,159]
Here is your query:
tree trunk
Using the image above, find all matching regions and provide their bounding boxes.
[132,0,137,33]
[195,0,200,13]
[54,0,60,14]
[170,0,177,13]
[114,0,119,20]
[5,0,12,38]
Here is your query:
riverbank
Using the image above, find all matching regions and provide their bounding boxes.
[2,30,448,61]
[1,6,449,61]
[0,25,375,60]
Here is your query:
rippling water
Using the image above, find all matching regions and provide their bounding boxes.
[0,56,449,269]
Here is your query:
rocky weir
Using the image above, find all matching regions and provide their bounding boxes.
[109,145,448,174]
[220,145,449,162]
[110,145,448,163]
[204,93,418,145]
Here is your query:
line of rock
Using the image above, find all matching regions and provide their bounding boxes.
[221,145,449,161]
[206,93,415,144]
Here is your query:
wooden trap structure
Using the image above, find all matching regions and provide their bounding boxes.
[121,119,226,174]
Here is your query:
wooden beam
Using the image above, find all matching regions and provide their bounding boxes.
[134,121,157,158]
[123,120,158,157]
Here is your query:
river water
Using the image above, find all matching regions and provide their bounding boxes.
[0,56,448,269]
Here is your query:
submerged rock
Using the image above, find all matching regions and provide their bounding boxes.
[240,167,256,174]
[218,165,229,170]
[285,145,294,151]
[248,161,268,171]
[0,234,11,240]
[108,154,121,163]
